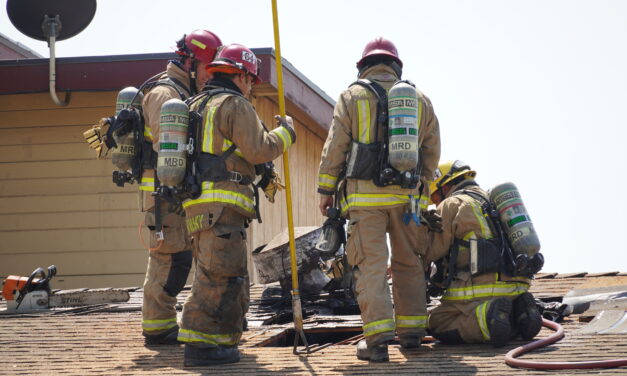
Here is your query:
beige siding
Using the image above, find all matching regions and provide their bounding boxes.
[0,92,149,289]
[0,90,327,288]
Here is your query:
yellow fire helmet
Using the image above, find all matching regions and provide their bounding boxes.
[430,160,477,195]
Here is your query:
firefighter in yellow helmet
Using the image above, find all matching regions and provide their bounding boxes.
[317,37,441,362]
[425,160,542,346]
[176,44,296,366]
[141,30,222,346]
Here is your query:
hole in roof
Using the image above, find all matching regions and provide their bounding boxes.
[255,327,362,347]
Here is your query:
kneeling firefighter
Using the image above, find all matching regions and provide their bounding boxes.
[317,37,441,362]
[171,44,296,366]
[84,30,223,345]
[426,160,544,347]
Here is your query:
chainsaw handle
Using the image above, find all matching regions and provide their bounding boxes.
[46,265,57,281]
[23,267,46,294]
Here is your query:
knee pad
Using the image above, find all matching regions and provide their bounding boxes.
[164,250,193,297]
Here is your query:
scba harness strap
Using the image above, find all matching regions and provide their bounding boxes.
[181,87,264,221]
[428,189,514,298]
[345,79,420,189]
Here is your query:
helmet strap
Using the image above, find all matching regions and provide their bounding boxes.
[189,59,198,96]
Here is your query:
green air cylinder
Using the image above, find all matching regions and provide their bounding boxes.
[489,182,540,257]
[387,81,419,172]
[157,98,189,187]
[111,87,143,171]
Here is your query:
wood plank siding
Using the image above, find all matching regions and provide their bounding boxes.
[0,52,333,289]
[0,90,327,288]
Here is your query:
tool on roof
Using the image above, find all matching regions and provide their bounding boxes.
[270,0,310,355]
[2,265,129,313]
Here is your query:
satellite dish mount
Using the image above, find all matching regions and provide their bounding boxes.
[42,14,70,106]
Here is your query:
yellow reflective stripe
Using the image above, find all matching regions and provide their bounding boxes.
[469,201,491,238]
[396,315,427,328]
[318,174,338,189]
[363,318,395,337]
[271,126,292,152]
[419,194,429,211]
[140,177,155,192]
[202,107,217,153]
[142,317,177,331]
[190,38,207,50]
[222,139,244,158]
[357,99,371,143]
[442,281,528,301]
[476,301,490,340]
[177,328,238,346]
[144,125,153,141]
[341,193,413,213]
[183,183,255,214]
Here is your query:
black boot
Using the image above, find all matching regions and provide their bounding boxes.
[487,298,512,347]
[356,339,389,362]
[398,335,422,349]
[512,292,542,340]
[144,325,180,345]
[184,344,240,367]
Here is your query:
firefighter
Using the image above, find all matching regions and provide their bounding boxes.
[426,160,543,347]
[141,30,222,345]
[317,37,441,362]
[177,43,296,366]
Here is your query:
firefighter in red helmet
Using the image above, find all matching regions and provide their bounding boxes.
[140,30,222,346]
[317,37,441,361]
[177,43,296,366]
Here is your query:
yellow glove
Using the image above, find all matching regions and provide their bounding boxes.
[261,167,285,203]
[82,118,111,159]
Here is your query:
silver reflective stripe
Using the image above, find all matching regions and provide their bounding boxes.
[177,328,238,346]
[183,181,255,213]
[396,315,427,328]
[318,174,338,189]
[142,317,177,332]
[363,318,395,337]
[341,193,411,213]
[271,126,292,151]
[140,177,155,192]
[475,301,490,340]
[357,99,371,143]
[442,282,528,301]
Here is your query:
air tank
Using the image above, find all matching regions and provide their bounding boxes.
[157,98,189,187]
[387,80,419,172]
[489,182,540,257]
[111,87,143,171]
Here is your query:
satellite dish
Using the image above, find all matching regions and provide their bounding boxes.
[7,0,97,42]
[6,0,98,106]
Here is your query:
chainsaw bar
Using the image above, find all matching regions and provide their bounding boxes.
[48,288,130,308]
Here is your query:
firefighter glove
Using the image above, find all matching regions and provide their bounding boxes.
[275,115,296,144]
[82,118,111,159]
[421,209,443,232]
[258,163,285,203]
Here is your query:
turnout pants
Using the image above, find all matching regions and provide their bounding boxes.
[142,202,192,336]
[178,207,249,348]
[346,206,428,346]
[428,273,529,343]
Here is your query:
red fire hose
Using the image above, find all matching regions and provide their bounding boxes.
[505,318,627,370]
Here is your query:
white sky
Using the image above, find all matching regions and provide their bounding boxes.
[2,0,626,274]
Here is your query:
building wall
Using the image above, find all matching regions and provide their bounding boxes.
[0,90,327,289]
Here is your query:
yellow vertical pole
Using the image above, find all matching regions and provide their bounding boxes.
[270,0,309,354]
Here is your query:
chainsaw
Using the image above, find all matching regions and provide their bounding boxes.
[2,265,130,313]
